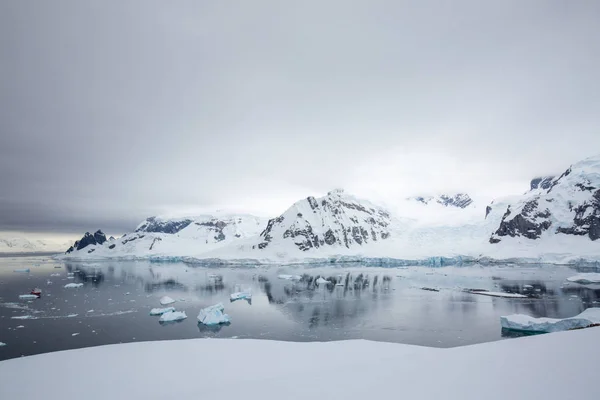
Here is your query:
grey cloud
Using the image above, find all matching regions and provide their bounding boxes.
[1,0,599,234]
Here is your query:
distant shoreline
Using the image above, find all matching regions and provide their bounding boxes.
[0,252,60,258]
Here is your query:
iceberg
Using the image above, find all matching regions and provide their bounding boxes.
[18,294,39,300]
[230,291,252,302]
[501,308,600,333]
[159,311,187,323]
[315,277,330,285]
[566,273,600,284]
[150,307,176,316]
[64,283,83,288]
[160,296,176,305]
[197,303,230,326]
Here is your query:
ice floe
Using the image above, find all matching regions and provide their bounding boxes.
[160,296,176,305]
[19,294,39,300]
[11,315,37,320]
[159,311,188,323]
[0,342,6,347]
[64,283,83,288]
[566,273,600,284]
[197,303,230,326]
[501,308,600,333]
[150,307,176,316]
[466,290,527,298]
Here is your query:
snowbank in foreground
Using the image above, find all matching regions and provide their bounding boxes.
[501,308,600,333]
[1,328,598,400]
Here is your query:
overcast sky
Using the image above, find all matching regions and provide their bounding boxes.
[1,0,599,237]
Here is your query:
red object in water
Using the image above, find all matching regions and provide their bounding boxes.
[31,288,42,297]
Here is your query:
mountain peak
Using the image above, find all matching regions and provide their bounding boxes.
[409,193,473,209]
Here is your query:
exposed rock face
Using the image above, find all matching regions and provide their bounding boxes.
[530,176,555,191]
[135,217,192,234]
[410,194,473,208]
[490,156,600,243]
[254,189,393,252]
[66,230,107,253]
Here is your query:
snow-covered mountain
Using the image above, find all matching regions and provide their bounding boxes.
[59,155,600,265]
[0,236,72,254]
[490,156,600,243]
[529,176,555,191]
[252,188,395,252]
[62,214,267,259]
[409,193,473,208]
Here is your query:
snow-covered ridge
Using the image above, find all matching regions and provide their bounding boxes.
[490,155,600,243]
[253,188,395,252]
[408,193,473,208]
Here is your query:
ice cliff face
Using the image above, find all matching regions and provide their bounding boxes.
[490,155,600,243]
[254,189,393,252]
[410,194,473,209]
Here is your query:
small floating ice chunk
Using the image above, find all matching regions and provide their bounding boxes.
[197,303,230,326]
[315,277,330,285]
[13,269,30,273]
[0,342,6,347]
[67,314,78,318]
[72,333,80,336]
[16,325,24,329]
[11,315,36,320]
[50,273,60,277]
[523,285,533,289]
[87,310,94,313]
[159,296,176,305]
[19,294,39,300]
[64,283,83,288]
[566,273,600,284]
[159,311,187,322]
[278,274,302,281]
[230,292,252,302]
[467,290,527,298]
[501,308,600,333]
[149,307,175,316]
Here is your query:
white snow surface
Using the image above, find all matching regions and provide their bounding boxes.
[197,303,230,325]
[1,328,599,400]
[501,308,600,333]
[159,311,187,322]
[566,273,600,284]
[159,296,176,305]
[56,155,600,265]
[149,307,176,316]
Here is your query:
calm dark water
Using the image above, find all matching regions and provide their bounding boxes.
[1,257,599,360]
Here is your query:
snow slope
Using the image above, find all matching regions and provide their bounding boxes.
[0,328,598,400]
